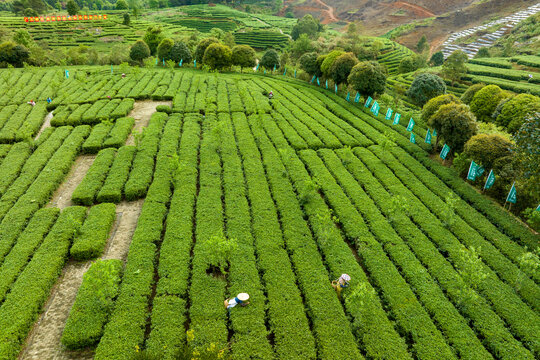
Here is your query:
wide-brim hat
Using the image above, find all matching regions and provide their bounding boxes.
[341,274,351,281]
[237,293,250,301]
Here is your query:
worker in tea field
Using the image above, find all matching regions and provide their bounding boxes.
[27,99,36,106]
[47,97,52,104]
[268,91,274,99]
[224,293,250,312]
[332,274,351,299]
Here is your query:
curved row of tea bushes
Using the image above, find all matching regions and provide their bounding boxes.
[70,203,117,260]
[61,259,123,349]
[96,146,137,204]
[0,143,32,197]
[0,104,33,143]
[71,148,116,206]
[82,123,114,154]
[103,117,135,148]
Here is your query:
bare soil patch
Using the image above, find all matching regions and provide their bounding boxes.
[35,112,53,141]
[102,199,145,261]
[47,155,96,209]
[125,100,172,146]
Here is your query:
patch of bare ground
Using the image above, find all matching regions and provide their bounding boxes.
[125,100,172,146]
[35,112,53,141]
[47,155,96,209]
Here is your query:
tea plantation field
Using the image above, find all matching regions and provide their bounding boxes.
[0,67,538,360]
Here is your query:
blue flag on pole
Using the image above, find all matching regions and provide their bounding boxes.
[65,70,69,79]
[273,64,276,72]
[294,69,297,78]
[155,58,158,65]
[335,84,338,94]
[506,182,517,203]
[432,128,437,137]
[364,96,373,108]
[354,92,360,103]
[484,170,496,190]
[283,68,287,76]
[425,130,432,144]
[194,59,196,68]
[179,59,183,67]
[535,204,540,211]
[440,144,450,159]
[311,75,316,83]
[255,63,259,71]
[111,65,113,74]
[346,92,350,101]
[325,79,328,89]
[317,77,320,86]
[406,118,415,132]
[370,101,380,116]
[264,69,266,74]
[467,161,478,181]
[162,58,165,66]
[385,108,393,120]
[393,113,401,125]
[476,166,485,177]
[410,133,416,144]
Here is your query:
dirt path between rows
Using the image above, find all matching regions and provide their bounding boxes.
[19,100,166,359]
[35,112,53,140]
[47,155,96,209]
[313,0,338,24]
[125,100,171,146]
[393,1,435,17]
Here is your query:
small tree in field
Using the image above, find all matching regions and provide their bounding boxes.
[123,13,130,26]
[169,41,192,63]
[469,84,510,123]
[347,61,386,98]
[442,50,468,85]
[260,49,280,70]
[299,52,320,77]
[430,51,444,66]
[156,38,174,61]
[129,40,150,65]
[195,37,219,64]
[329,52,358,85]
[421,94,461,123]
[203,43,232,71]
[116,0,128,10]
[416,34,429,53]
[429,103,478,153]
[66,0,79,15]
[231,45,256,72]
[460,83,484,105]
[143,26,164,56]
[406,73,446,106]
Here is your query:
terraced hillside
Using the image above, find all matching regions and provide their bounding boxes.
[0,67,538,360]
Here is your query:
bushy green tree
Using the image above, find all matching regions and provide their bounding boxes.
[462,133,513,169]
[496,94,540,133]
[429,103,478,153]
[406,73,447,106]
[513,112,540,189]
[156,38,174,61]
[475,47,490,58]
[194,37,219,64]
[66,0,79,15]
[299,52,320,77]
[142,25,164,56]
[231,45,256,72]
[442,50,468,85]
[260,49,280,70]
[469,84,510,123]
[129,40,150,64]
[421,94,461,123]
[291,33,314,59]
[202,43,232,71]
[329,52,358,85]
[347,61,387,97]
[123,13,130,26]
[115,0,128,9]
[430,51,444,66]
[0,42,29,67]
[460,83,485,104]
[291,14,319,40]
[13,29,32,47]
[398,56,416,74]
[320,50,344,77]
[169,41,191,63]
[416,34,429,53]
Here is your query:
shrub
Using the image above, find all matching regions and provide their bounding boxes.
[169,41,192,63]
[347,61,387,97]
[143,26,164,56]
[103,117,135,148]
[97,146,137,203]
[406,73,447,106]
[0,42,29,68]
[203,43,232,71]
[130,40,150,64]
[195,37,219,64]
[70,203,117,260]
[430,51,444,66]
[421,94,461,123]
[469,85,511,123]
[62,259,123,349]
[329,52,358,85]
[72,148,116,206]
[260,49,280,70]
[463,134,513,169]
[460,83,484,105]
[496,93,540,133]
[429,103,478,153]
[156,38,174,61]
[442,50,468,84]
[231,45,256,71]
[299,52,320,77]
[291,14,320,40]
[320,50,344,77]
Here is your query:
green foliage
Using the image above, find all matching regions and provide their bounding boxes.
[201,231,238,275]
[62,259,123,349]
[329,52,358,85]
[169,41,192,63]
[231,45,256,71]
[123,12,131,26]
[291,33,314,59]
[157,38,174,61]
[195,37,219,64]
[0,42,29,68]
[13,30,33,48]
[416,35,429,53]
[130,40,150,64]
[460,83,485,105]
[463,133,513,169]
[320,50,344,77]
[398,56,416,74]
[422,94,461,123]
[66,0,79,15]
[116,0,128,10]
[72,148,116,206]
[523,209,540,231]
[406,73,447,106]
[260,48,280,69]
[143,26,165,56]
[496,94,540,133]
[429,103,478,153]
[70,203,116,260]
[299,52,320,77]
[513,112,540,199]
[469,84,510,123]
[442,50,468,84]
[475,47,490,59]
[347,61,387,97]
[97,146,136,203]
[430,51,444,66]
[291,14,320,40]
[203,43,232,71]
